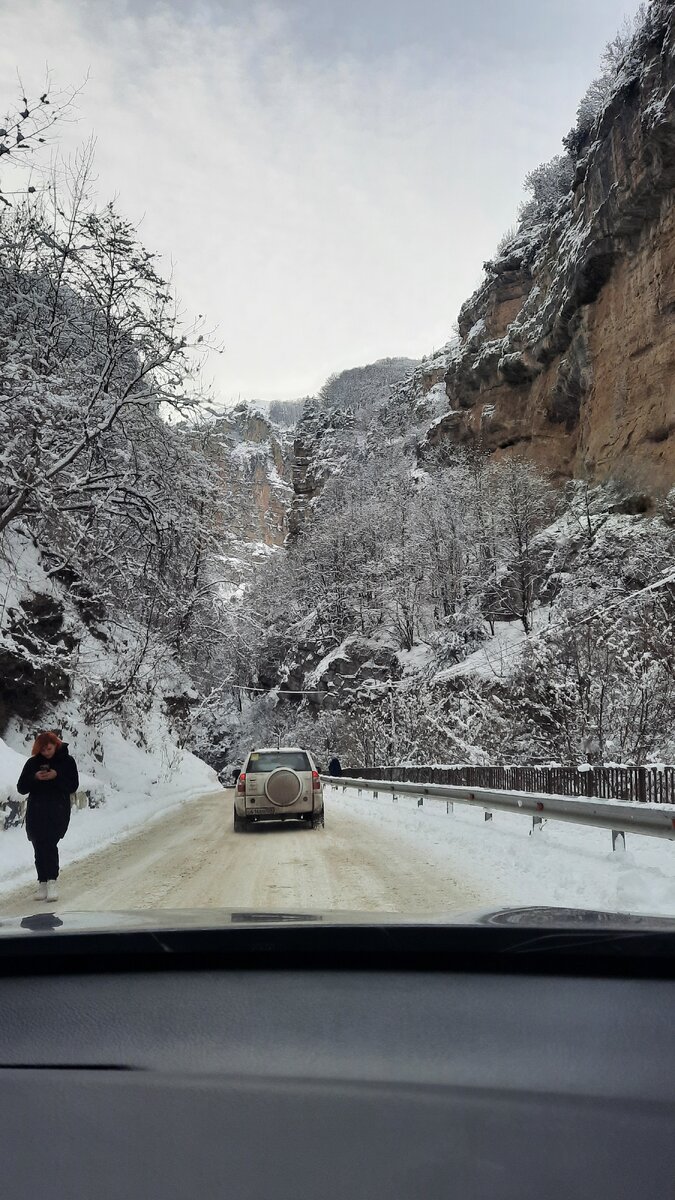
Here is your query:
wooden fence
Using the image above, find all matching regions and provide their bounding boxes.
[342,764,675,805]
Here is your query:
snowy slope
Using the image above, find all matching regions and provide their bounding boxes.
[0,527,219,886]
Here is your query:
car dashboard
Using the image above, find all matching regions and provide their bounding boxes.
[0,908,673,1199]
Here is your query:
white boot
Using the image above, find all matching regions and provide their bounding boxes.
[35,881,47,901]
[46,880,58,902]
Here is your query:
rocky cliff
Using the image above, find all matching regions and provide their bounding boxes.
[208,403,293,549]
[215,5,675,768]
[422,0,675,499]
[203,404,294,605]
[289,357,418,537]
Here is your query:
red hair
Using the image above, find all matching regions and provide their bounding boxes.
[32,731,63,757]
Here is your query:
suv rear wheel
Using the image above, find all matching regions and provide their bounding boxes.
[233,805,248,833]
[310,812,325,830]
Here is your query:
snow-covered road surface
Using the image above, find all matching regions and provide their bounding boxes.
[0,788,483,916]
[2,783,675,918]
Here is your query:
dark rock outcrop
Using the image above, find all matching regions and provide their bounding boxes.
[0,595,72,733]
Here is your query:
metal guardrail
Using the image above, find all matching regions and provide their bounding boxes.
[324,776,675,851]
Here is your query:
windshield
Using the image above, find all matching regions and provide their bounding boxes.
[246,752,312,773]
[1,0,673,931]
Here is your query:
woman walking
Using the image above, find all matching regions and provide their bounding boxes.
[17,731,79,902]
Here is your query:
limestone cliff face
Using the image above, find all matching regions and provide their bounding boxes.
[431,0,675,497]
[208,404,293,549]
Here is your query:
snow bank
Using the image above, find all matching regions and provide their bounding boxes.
[0,728,219,896]
[0,740,25,805]
[326,785,675,918]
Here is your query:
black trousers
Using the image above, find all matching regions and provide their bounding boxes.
[32,840,60,882]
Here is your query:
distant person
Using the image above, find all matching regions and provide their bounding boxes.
[328,757,343,778]
[16,731,79,903]
[232,767,241,785]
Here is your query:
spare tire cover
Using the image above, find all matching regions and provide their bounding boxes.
[265,768,302,807]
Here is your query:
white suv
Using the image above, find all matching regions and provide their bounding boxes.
[233,747,325,832]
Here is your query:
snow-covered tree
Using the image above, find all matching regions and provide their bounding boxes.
[484,458,556,633]
[0,119,233,732]
[519,154,574,226]
[0,82,78,204]
[563,4,650,156]
[317,359,417,419]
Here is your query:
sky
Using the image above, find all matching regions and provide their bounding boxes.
[1,0,645,403]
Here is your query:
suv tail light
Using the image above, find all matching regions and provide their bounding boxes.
[237,773,246,794]
[312,770,321,791]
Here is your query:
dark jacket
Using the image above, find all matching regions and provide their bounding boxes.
[17,743,79,843]
[328,758,343,778]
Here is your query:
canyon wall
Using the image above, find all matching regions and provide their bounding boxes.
[422,1,675,498]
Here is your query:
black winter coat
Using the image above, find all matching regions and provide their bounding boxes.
[17,743,79,844]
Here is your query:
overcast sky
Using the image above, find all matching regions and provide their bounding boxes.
[2,0,644,402]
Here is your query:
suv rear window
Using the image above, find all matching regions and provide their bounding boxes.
[246,751,312,773]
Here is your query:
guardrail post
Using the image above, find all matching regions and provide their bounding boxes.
[612,830,626,852]
[531,801,545,834]
[446,800,453,814]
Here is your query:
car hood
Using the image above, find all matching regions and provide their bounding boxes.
[1,906,674,973]
[1,905,675,936]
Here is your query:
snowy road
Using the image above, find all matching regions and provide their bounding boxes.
[3,783,674,918]
[0,787,482,916]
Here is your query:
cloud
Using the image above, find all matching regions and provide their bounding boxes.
[0,0,643,400]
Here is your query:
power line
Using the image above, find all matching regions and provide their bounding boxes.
[229,682,334,696]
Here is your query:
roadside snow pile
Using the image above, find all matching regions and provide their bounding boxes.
[327,786,675,918]
[0,741,24,806]
[0,726,218,896]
